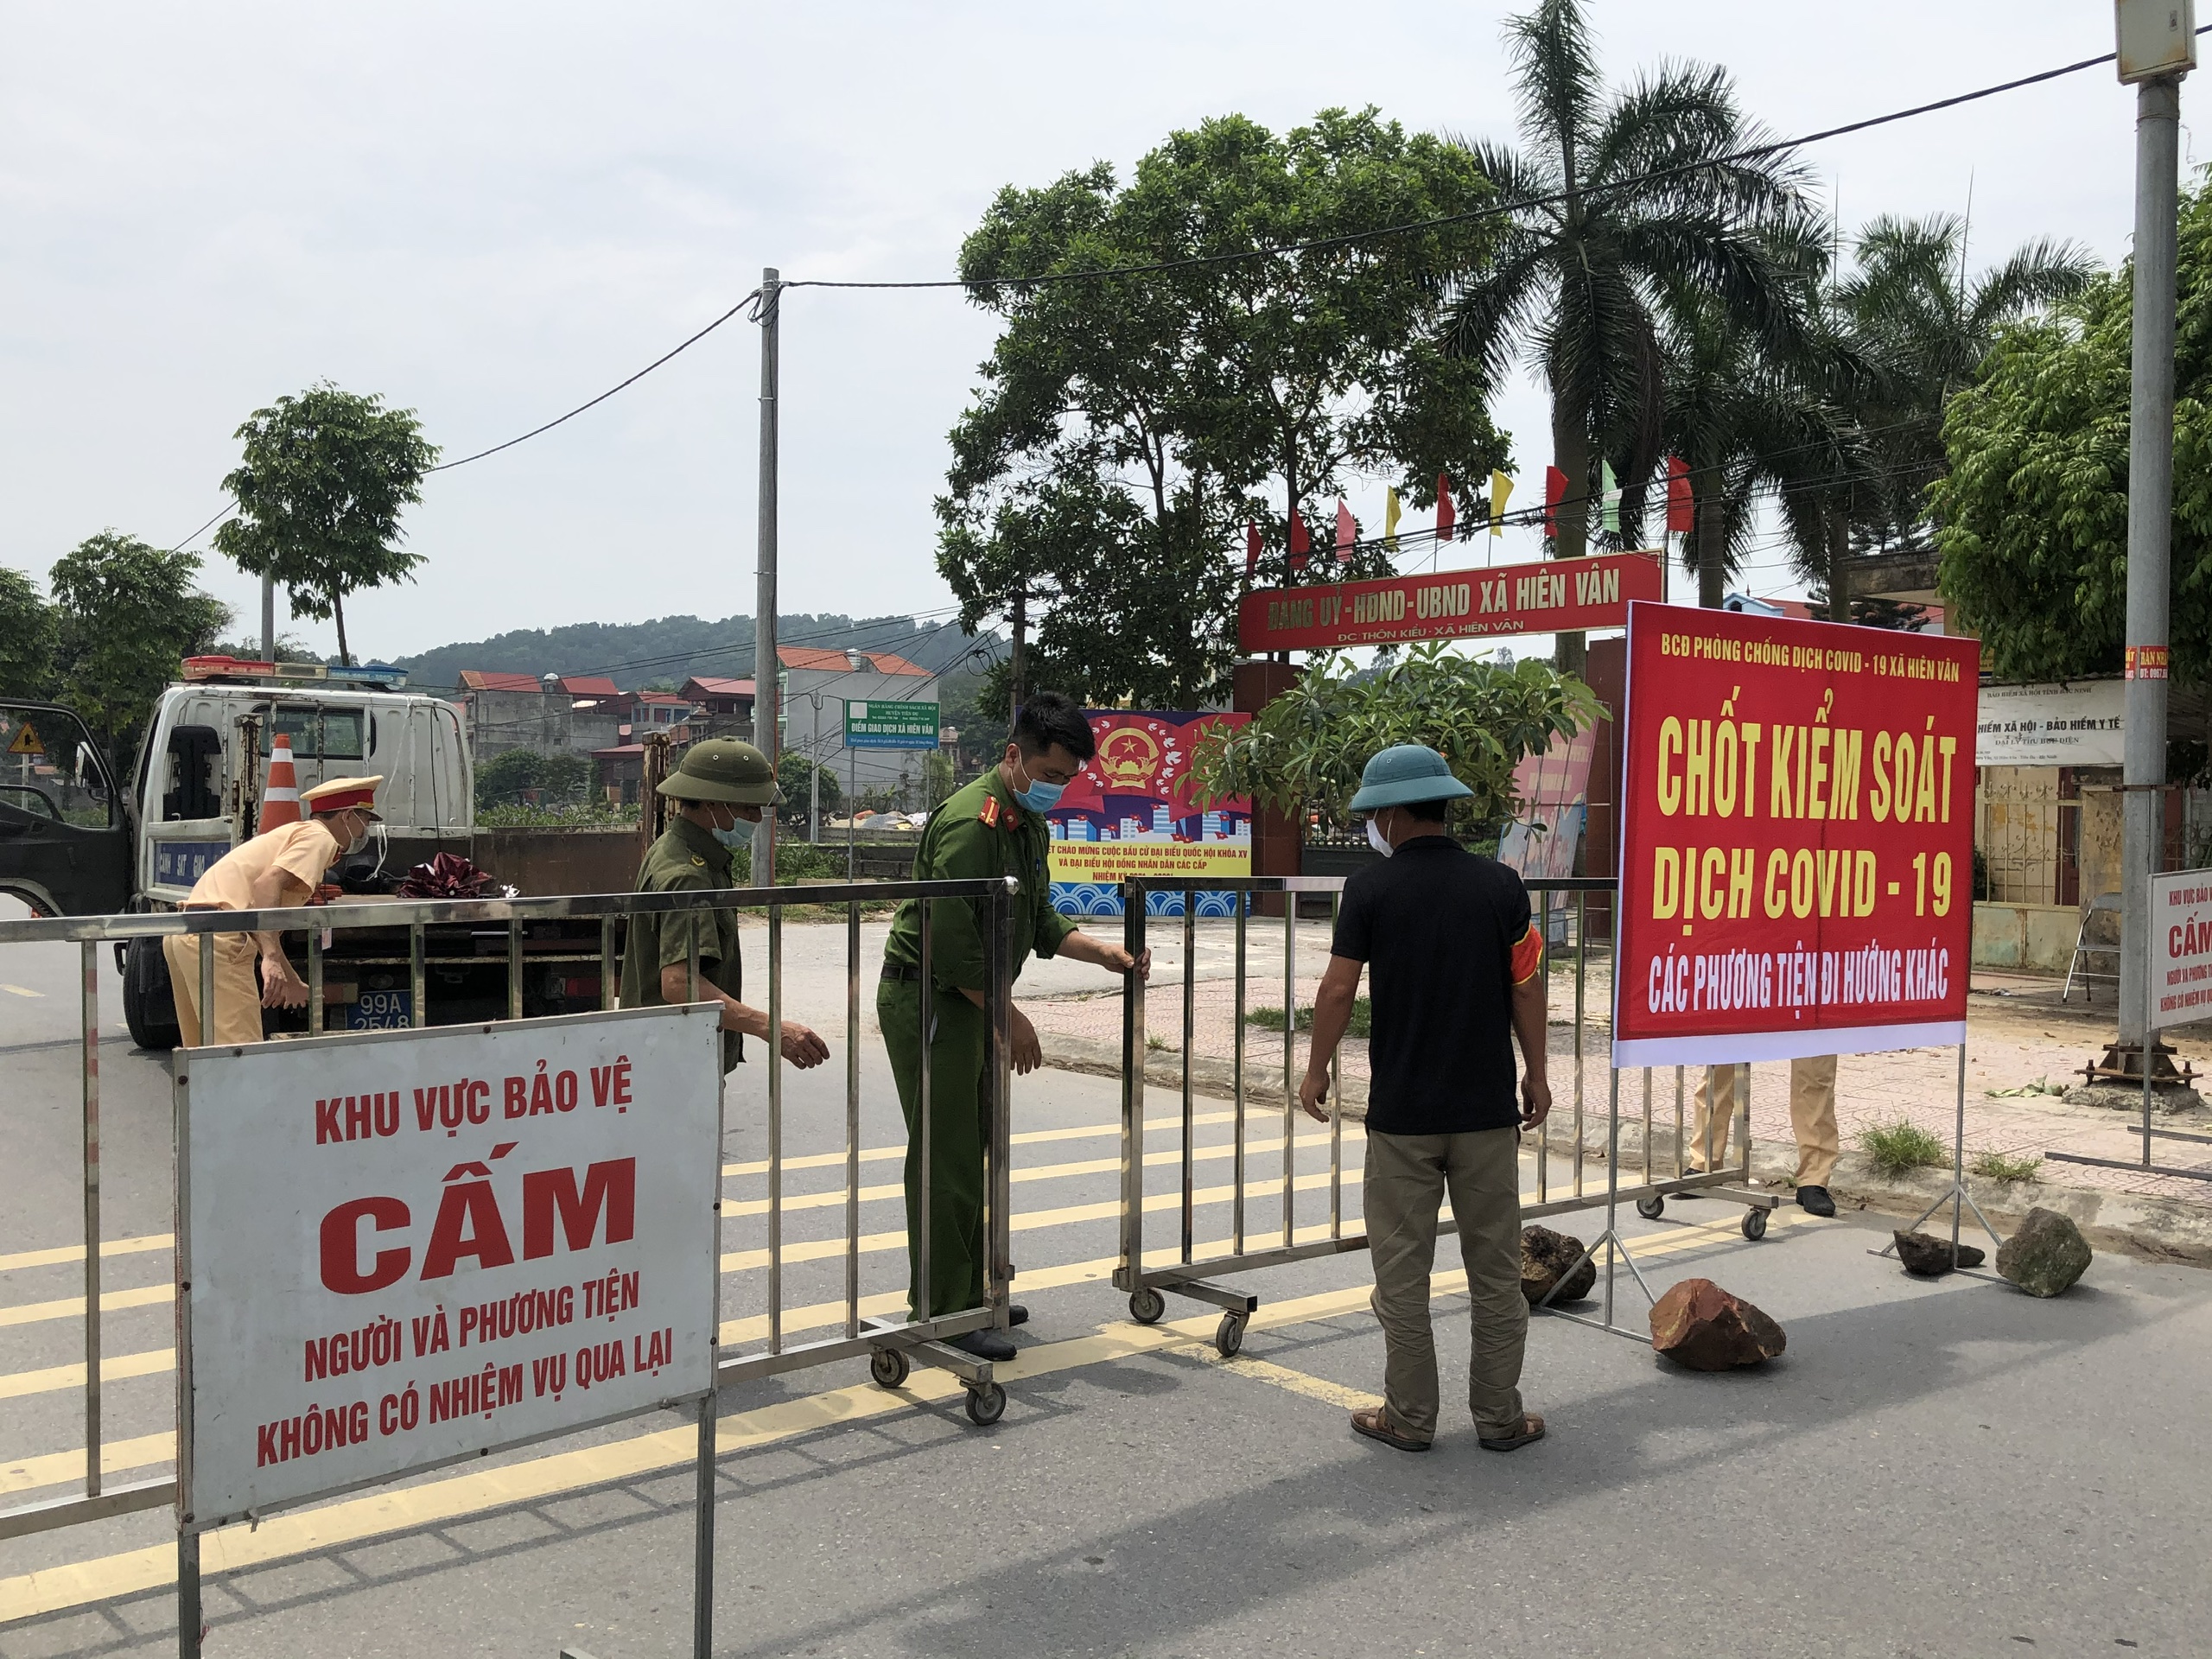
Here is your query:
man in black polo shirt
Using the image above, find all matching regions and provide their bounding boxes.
[1299,743,1552,1454]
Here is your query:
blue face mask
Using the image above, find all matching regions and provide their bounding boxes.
[1013,758,1065,812]
[709,805,750,848]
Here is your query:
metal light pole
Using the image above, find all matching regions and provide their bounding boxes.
[808,690,823,843]
[753,268,780,888]
[2116,3,2194,1059]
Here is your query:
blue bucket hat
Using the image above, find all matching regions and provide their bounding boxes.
[1348,744,1473,812]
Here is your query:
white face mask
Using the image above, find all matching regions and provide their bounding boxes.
[1366,813,1395,858]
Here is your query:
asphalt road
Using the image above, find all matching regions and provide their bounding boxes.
[1,903,2208,1656]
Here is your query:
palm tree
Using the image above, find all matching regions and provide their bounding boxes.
[1658,274,1856,609]
[1833,213,2095,569]
[1442,0,1813,660]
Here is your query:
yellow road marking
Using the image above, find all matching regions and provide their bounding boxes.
[0,1346,174,1402]
[3,1217,1792,1627]
[1,984,41,998]
[0,1283,172,1330]
[0,1235,172,1275]
[718,1106,1262,1178]
[0,1288,1376,1623]
[1192,1350,1382,1411]
[0,1131,1345,1330]
[0,1113,1325,1287]
[0,1200,1796,1502]
[0,1433,173,1497]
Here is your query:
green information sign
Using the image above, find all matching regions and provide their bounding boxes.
[844,698,940,751]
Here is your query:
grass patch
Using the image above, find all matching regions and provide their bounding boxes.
[1858,1118,1950,1178]
[1146,1033,1172,1052]
[1971,1149,2044,1184]
[1246,997,1371,1039]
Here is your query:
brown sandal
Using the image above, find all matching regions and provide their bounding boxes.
[1350,1405,1431,1452]
[1478,1413,1547,1452]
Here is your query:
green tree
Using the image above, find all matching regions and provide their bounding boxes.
[1440,0,1811,662]
[214,383,439,667]
[1186,643,1602,830]
[474,748,592,809]
[0,568,57,698]
[1932,187,2209,682]
[47,533,231,764]
[774,751,843,826]
[942,108,1507,709]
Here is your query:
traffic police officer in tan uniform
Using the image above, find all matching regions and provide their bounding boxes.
[621,738,829,1071]
[163,774,382,1046]
[878,691,1149,1360]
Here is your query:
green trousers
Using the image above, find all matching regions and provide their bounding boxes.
[876,978,991,1321]
[1363,1127,1528,1442]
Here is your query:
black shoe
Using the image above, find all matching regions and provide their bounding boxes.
[1796,1184,1837,1217]
[948,1327,1017,1363]
[1007,1303,1029,1327]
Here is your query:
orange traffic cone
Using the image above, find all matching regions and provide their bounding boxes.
[257,734,302,833]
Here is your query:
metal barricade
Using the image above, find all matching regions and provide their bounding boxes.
[1110,874,1774,1350]
[0,874,1018,1555]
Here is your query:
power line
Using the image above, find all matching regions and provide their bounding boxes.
[425,289,765,474]
[780,45,2148,295]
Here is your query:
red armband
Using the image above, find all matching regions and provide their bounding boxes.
[1510,922,1542,985]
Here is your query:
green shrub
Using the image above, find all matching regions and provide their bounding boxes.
[1859,1119,1949,1178]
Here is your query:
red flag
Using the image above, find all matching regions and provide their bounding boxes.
[1435,473,1455,542]
[1543,466,1567,538]
[1334,498,1355,563]
[1667,456,1694,533]
[1288,511,1310,575]
[1245,520,1262,579]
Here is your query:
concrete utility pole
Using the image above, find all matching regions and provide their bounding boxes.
[753,268,781,888]
[259,573,276,661]
[2115,3,2194,1054]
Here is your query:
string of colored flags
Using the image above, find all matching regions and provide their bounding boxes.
[1244,457,1700,579]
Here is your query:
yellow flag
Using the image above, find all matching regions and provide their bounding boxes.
[1490,470,1514,537]
[1383,486,1402,551]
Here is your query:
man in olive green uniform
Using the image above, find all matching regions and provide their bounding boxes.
[879,691,1149,1361]
[623,739,830,1071]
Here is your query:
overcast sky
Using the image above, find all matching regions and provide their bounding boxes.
[0,2,2184,665]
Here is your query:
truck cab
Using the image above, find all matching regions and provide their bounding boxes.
[131,661,473,905]
[0,659,608,1052]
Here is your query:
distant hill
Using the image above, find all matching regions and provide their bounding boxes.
[397,613,997,696]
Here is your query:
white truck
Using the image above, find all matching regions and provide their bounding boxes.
[0,658,609,1047]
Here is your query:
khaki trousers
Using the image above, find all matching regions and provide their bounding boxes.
[163,931,265,1048]
[1363,1127,1527,1443]
[1690,1056,1840,1186]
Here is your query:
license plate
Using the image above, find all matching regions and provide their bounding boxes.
[347,989,413,1030]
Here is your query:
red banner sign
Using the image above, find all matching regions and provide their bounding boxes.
[1236,550,1663,654]
[1612,602,1979,1065]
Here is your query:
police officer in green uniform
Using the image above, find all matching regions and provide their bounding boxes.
[622,738,830,1071]
[878,691,1149,1360]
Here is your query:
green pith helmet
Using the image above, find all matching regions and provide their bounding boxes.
[658,739,785,805]
[1348,743,1473,811]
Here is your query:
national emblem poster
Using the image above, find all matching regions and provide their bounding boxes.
[1046,711,1251,916]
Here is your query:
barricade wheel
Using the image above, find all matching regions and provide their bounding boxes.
[1215,1313,1247,1357]
[1128,1287,1166,1325]
[1636,1196,1665,1221]
[869,1346,910,1389]
[1742,1207,1769,1241]
[965,1382,1007,1427]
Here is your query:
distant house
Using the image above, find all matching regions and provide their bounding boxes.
[681,677,756,721]
[455,670,623,760]
[778,645,944,798]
